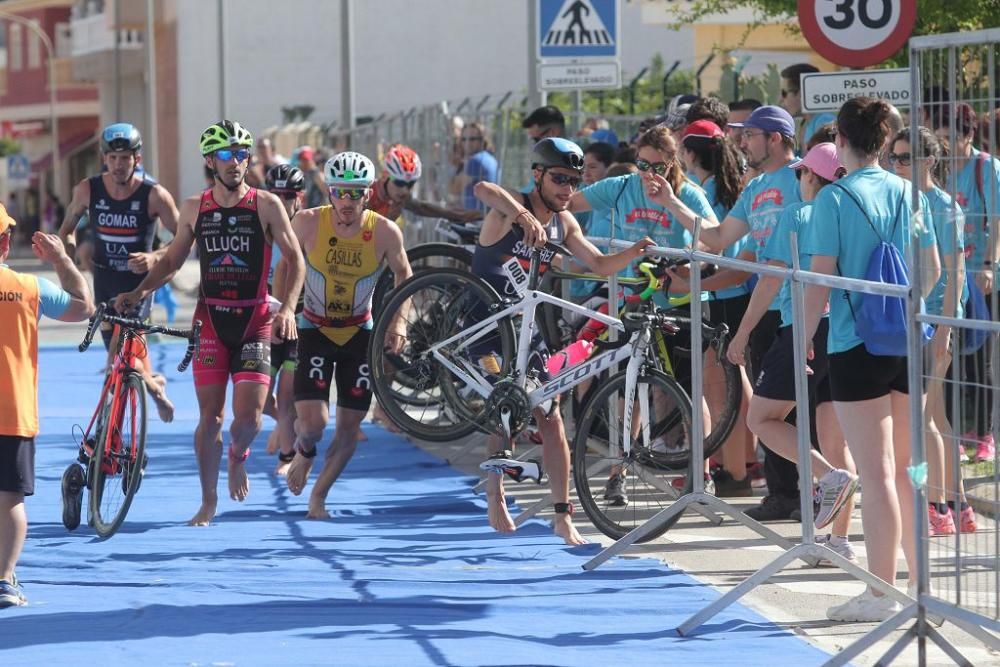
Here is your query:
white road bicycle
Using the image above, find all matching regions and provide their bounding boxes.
[370,236,704,540]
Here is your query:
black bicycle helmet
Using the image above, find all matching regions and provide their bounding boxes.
[101,123,142,154]
[531,137,584,172]
[266,163,305,193]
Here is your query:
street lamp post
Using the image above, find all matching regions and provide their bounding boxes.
[0,10,59,199]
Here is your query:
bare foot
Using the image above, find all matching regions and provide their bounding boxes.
[371,403,402,433]
[228,452,250,501]
[265,429,280,455]
[187,500,217,526]
[150,389,175,423]
[306,497,331,519]
[356,429,368,441]
[274,456,292,477]
[286,448,316,496]
[552,514,588,546]
[486,475,516,533]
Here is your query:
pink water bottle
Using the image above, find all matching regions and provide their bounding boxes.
[546,340,594,375]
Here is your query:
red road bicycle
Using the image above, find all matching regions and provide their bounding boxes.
[61,302,201,538]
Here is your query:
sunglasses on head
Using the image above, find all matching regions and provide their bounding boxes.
[547,172,582,188]
[391,179,416,189]
[329,186,367,200]
[888,152,912,167]
[635,158,671,176]
[215,148,250,162]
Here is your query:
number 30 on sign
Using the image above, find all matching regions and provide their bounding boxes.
[798,0,917,68]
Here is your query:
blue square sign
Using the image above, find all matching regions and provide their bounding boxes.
[539,0,618,59]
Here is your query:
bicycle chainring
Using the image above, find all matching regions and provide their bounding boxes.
[482,378,531,439]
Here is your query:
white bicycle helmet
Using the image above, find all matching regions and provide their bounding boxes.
[324,151,376,187]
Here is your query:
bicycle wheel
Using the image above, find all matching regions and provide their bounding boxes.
[372,243,473,319]
[573,367,693,542]
[370,268,516,441]
[89,372,147,538]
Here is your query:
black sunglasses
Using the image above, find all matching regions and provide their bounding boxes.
[391,179,416,189]
[548,172,582,188]
[635,158,671,176]
[888,152,912,166]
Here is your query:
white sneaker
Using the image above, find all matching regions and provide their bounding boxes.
[827,589,901,622]
[814,469,859,529]
[815,534,858,567]
[907,584,945,626]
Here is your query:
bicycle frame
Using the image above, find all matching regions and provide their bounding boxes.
[82,326,144,472]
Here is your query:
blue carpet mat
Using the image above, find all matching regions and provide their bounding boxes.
[0,345,831,666]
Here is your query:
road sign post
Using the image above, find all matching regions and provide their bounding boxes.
[537,0,621,92]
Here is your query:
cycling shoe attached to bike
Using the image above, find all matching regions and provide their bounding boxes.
[479,450,545,484]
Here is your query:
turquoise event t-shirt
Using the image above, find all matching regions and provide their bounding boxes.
[761,201,827,328]
[925,186,968,318]
[803,167,936,354]
[954,148,1000,270]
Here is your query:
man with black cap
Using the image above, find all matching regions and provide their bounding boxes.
[0,204,95,608]
[646,105,805,522]
[522,105,566,143]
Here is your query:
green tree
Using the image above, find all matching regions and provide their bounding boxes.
[0,137,20,157]
[659,0,1000,68]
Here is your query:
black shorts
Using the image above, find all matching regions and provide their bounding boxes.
[748,309,783,383]
[293,327,373,411]
[754,320,829,401]
[709,293,750,340]
[828,343,909,402]
[93,267,151,319]
[270,338,298,374]
[0,436,35,496]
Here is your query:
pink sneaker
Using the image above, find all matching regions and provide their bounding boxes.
[975,435,995,462]
[928,505,956,536]
[955,505,978,533]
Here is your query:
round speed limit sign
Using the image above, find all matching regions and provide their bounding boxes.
[798,0,916,68]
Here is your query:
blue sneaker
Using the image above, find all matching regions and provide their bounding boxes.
[0,576,27,608]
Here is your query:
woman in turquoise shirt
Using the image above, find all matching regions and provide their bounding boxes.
[802,98,941,623]
[890,126,974,537]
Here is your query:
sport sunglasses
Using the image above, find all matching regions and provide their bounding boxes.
[548,172,582,188]
[215,148,250,162]
[392,179,416,189]
[329,186,368,200]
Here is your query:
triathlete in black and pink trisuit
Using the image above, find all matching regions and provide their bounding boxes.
[193,187,274,386]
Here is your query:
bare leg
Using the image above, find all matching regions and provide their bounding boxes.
[746,395,837,477]
[273,371,297,476]
[371,400,401,433]
[227,381,268,502]
[287,399,328,496]
[890,391,918,586]
[719,363,753,481]
[0,491,27,583]
[834,396,900,589]
[817,402,856,539]
[307,406,366,519]
[536,407,587,546]
[485,433,517,533]
[189,384,227,526]
[925,363,948,506]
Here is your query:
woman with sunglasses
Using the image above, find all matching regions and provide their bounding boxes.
[277,151,412,519]
[366,144,483,228]
[470,137,654,545]
[114,119,306,526]
[889,127,975,536]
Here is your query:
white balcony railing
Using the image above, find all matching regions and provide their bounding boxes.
[70,11,142,58]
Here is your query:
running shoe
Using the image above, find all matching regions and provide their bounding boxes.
[827,589,901,622]
[815,534,858,567]
[479,453,544,484]
[975,434,995,462]
[603,473,628,507]
[0,575,26,609]
[61,463,85,531]
[928,505,955,536]
[814,469,859,529]
[670,473,715,495]
[744,494,798,522]
[955,505,977,533]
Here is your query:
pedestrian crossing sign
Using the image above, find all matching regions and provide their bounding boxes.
[539,0,619,59]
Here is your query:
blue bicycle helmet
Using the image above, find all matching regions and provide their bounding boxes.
[531,137,584,172]
[101,123,142,154]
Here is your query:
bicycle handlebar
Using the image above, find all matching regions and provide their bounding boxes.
[79,302,203,372]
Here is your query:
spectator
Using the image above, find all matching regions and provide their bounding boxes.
[802,98,939,622]
[980,108,1000,155]
[780,64,836,151]
[0,207,95,608]
[456,121,498,213]
[582,142,615,186]
[589,128,619,147]
[878,104,905,170]
[686,97,730,130]
[296,146,327,209]
[522,105,566,143]
[728,99,764,183]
